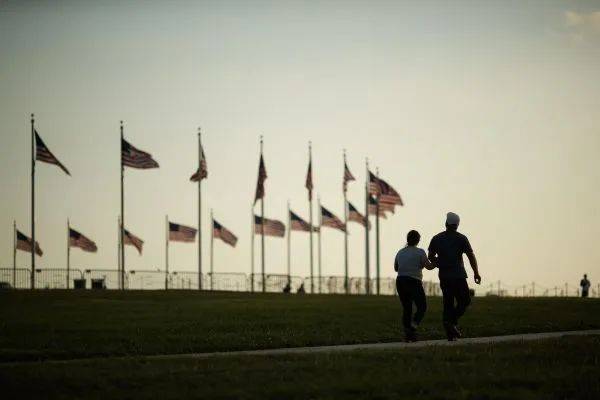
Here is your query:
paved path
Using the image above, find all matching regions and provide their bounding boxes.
[3,329,600,366]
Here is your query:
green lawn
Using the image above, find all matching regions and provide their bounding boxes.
[1,290,599,362]
[1,336,599,400]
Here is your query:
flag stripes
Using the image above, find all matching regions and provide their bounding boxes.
[190,145,207,181]
[69,228,98,252]
[343,161,355,192]
[321,206,346,232]
[254,215,285,237]
[169,222,197,242]
[124,229,144,255]
[35,131,70,175]
[348,201,369,228]
[213,220,238,247]
[368,196,387,218]
[290,211,317,232]
[122,138,159,169]
[254,155,267,204]
[16,230,43,256]
[305,160,313,200]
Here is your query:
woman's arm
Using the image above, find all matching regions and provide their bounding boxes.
[421,251,436,270]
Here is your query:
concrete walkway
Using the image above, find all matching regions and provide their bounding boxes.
[3,329,600,366]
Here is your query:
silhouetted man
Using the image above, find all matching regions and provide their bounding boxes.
[428,212,481,341]
[580,274,591,298]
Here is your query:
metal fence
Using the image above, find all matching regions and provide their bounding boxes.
[2,267,598,298]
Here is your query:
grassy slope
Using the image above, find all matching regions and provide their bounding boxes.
[1,337,599,400]
[1,290,599,361]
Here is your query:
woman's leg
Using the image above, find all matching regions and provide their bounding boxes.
[412,280,427,326]
[396,277,413,330]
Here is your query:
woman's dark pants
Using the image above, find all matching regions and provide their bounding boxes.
[395,276,427,330]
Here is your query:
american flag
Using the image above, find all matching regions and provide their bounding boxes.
[305,160,313,200]
[189,145,207,181]
[69,228,98,252]
[368,170,381,196]
[124,229,144,255]
[254,215,285,237]
[213,219,238,247]
[169,222,197,243]
[290,210,317,232]
[368,196,387,218]
[35,131,70,175]
[377,176,404,207]
[121,138,159,169]
[254,155,267,204]
[347,201,369,228]
[320,206,346,232]
[343,161,355,192]
[16,230,43,256]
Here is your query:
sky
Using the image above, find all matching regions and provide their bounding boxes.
[1,0,599,293]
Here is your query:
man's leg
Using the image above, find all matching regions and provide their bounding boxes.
[396,277,413,331]
[440,279,456,326]
[412,280,427,326]
[454,279,472,323]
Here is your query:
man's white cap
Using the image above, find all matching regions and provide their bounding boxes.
[446,212,460,225]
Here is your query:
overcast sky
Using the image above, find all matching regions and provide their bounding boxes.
[1,0,599,293]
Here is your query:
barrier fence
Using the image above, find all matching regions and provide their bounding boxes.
[0,268,598,297]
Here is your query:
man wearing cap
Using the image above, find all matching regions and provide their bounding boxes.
[428,212,481,341]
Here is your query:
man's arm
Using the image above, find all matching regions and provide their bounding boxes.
[394,254,398,272]
[422,253,435,270]
[466,251,481,284]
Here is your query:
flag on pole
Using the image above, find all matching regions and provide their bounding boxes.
[321,206,346,232]
[377,176,404,207]
[368,196,387,218]
[368,170,381,196]
[169,222,197,243]
[16,230,43,256]
[124,229,144,255]
[190,145,207,181]
[35,131,70,175]
[69,228,98,252]
[254,155,267,204]
[305,160,313,200]
[213,220,238,247]
[254,215,285,237]
[348,201,370,228]
[343,161,355,192]
[122,138,159,169]
[290,210,318,232]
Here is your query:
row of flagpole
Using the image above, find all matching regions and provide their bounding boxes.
[20,115,403,293]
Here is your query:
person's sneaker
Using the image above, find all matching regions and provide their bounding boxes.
[405,328,417,343]
[452,325,462,339]
[444,323,457,341]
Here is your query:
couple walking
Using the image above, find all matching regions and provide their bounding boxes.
[394,212,481,342]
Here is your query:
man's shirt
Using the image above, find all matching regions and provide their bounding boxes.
[428,230,473,280]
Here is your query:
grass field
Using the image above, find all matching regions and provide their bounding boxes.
[1,290,599,362]
[1,290,600,399]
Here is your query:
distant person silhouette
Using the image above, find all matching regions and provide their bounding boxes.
[428,212,481,341]
[297,283,305,294]
[283,282,291,293]
[580,274,591,298]
[394,230,435,342]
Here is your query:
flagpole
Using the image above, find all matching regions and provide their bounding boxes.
[210,209,214,291]
[343,149,349,295]
[251,206,255,293]
[67,219,70,289]
[30,113,35,290]
[260,136,265,293]
[364,158,370,295]
[118,216,121,275]
[13,220,16,288]
[198,127,203,291]
[120,121,125,290]
[317,195,322,294]
[287,200,291,286]
[308,142,314,294]
[165,215,169,291]
[375,167,380,296]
